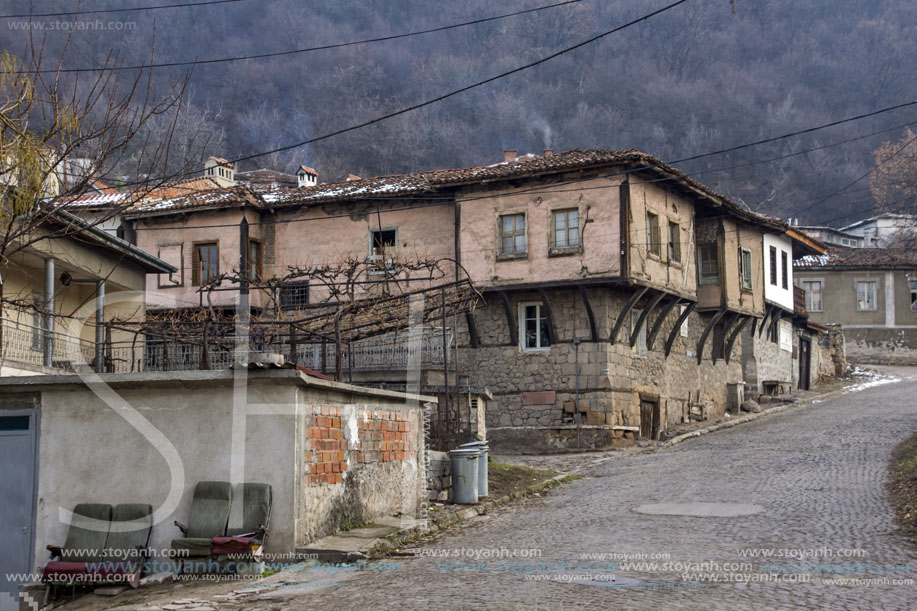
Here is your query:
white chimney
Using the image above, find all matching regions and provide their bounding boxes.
[204,156,235,187]
[297,165,318,188]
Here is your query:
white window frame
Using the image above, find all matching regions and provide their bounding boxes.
[856,280,877,311]
[518,301,550,352]
[801,278,823,312]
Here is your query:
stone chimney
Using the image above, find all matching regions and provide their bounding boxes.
[204,156,235,188]
[504,149,518,163]
[543,149,554,158]
[297,165,318,188]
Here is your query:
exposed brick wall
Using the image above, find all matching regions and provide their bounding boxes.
[305,405,418,487]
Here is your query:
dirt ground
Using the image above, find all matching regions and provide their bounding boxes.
[888,431,917,543]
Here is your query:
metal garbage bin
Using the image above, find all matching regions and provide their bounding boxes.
[449,447,480,504]
[460,441,489,498]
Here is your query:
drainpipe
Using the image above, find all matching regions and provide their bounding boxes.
[574,337,581,449]
[44,258,54,367]
[94,280,106,372]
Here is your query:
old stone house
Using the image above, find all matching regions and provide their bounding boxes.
[116,148,833,450]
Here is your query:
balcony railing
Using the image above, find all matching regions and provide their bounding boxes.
[1,319,98,372]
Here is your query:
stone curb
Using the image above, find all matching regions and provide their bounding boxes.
[366,473,576,559]
[658,383,859,450]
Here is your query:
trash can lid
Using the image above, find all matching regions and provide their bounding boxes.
[459,441,487,448]
[449,447,481,457]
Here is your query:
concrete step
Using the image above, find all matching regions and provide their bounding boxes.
[296,515,423,563]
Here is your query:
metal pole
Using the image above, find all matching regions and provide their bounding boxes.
[441,287,449,448]
[238,217,250,364]
[94,280,105,372]
[43,258,54,367]
[574,337,581,449]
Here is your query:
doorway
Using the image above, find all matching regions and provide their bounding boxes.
[640,397,660,441]
[0,410,39,601]
[799,337,811,390]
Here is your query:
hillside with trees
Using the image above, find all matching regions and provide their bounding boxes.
[3,0,914,225]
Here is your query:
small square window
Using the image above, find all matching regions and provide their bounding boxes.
[553,208,580,249]
[500,214,526,256]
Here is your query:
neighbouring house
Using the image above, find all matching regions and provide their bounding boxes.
[236,168,299,190]
[0,210,176,377]
[795,225,863,248]
[840,213,917,247]
[121,148,841,451]
[795,248,917,365]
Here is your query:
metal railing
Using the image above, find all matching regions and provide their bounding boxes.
[1,319,97,372]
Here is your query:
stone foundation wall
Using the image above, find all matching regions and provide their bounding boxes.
[843,327,917,365]
[458,287,743,451]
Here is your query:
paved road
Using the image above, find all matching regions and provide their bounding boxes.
[170,369,917,610]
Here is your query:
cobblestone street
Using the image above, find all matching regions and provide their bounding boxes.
[244,367,917,610]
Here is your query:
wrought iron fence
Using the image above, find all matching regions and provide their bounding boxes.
[1,319,97,372]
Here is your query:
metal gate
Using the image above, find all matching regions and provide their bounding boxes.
[0,410,39,605]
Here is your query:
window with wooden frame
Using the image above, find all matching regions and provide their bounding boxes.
[667,221,681,263]
[801,279,823,312]
[499,213,526,256]
[552,208,580,249]
[697,243,719,285]
[739,247,753,290]
[646,212,660,256]
[769,246,778,285]
[247,239,263,282]
[781,250,789,290]
[856,280,877,311]
[192,242,219,286]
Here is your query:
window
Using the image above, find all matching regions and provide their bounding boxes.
[801,279,823,312]
[519,302,549,351]
[856,280,877,311]
[667,221,681,263]
[739,248,753,290]
[769,246,778,285]
[910,279,917,312]
[279,281,309,311]
[697,243,719,285]
[552,208,580,249]
[370,228,397,270]
[500,213,526,256]
[192,242,218,285]
[247,239,263,282]
[781,250,789,290]
[646,212,660,256]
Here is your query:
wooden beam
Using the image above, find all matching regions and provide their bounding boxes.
[712,312,740,365]
[577,285,598,342]
[464,311,479,349]
[610,286,648,344]
[498,291,517,346]
[696,307,727,365]
[724,315,752,364]
[664,301,696,357]
[757,305,773,338]
[749,317,758,337]
[537,288,557,346]
[647,296,682,351]
[630,290,666,347]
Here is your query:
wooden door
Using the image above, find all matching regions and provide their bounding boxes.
[798,338,811,390]
[640,399,660,440]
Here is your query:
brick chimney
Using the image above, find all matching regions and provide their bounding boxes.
[504,149,518,163]
[543,149,554,158]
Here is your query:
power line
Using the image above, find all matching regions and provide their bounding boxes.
[123,114,916,232]
[0,0,248,19]
[33,0,584,74]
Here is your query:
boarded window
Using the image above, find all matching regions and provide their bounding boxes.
[781,250,789,289]
[646,212,660,256]
[192,242,218,286]
[157,243,183,287]
[697,243,719,285]
[500,214,526,255]
[769,246,778,285]
[668,221,681,262]
[553,208,580,248]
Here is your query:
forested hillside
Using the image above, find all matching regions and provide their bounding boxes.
[3,0,914,224]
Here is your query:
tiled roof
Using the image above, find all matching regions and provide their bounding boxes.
[208,156,235,168]
[298,165,317,175]
[236,168,297,188]
[125,185,263,217]
[795,247,917,269]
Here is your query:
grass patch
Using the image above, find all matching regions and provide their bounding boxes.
[888,432,917,542]
[487,459,562,499]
